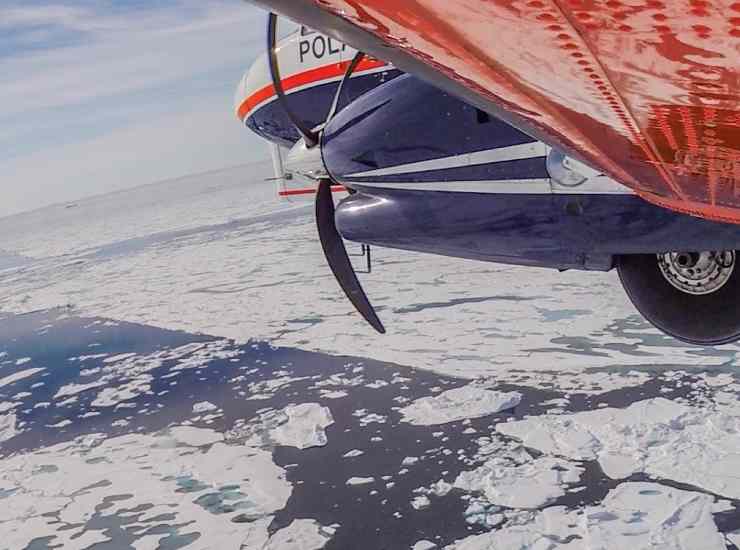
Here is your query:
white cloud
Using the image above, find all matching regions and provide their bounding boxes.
[0,5,92,29]
[0,95,267,218]
[1,1,270,217]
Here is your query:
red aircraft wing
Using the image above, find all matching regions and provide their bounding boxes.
[250,0,740,224]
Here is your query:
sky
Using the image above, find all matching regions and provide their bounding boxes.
[0,0,270,218]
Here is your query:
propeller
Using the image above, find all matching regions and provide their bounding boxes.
[266,14,385,334]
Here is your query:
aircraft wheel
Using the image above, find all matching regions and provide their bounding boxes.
[617,251,740,345]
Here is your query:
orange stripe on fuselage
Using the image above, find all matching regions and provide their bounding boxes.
[278,185,346,196]
[236,58,388,121]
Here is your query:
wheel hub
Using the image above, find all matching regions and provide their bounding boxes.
[657,250,736,295]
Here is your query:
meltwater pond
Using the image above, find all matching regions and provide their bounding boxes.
[1,309,740,550]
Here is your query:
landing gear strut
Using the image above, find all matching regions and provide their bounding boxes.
[618,251,740,345]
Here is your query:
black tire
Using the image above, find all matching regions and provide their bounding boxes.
[617,253,740,346]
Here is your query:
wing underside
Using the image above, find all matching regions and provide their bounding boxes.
[248,0,740,224]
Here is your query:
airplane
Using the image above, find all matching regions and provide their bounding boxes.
[234,11,740,346]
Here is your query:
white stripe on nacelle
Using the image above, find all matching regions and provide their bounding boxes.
[346,142,549,178]
[343,178,553,194]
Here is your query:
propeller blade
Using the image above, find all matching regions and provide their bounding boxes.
[315,179,385,334]
[326,51,366,123]
[266,13,318,147]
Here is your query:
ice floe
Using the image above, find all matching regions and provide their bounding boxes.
[400,386,521,426]
[0,367,44,389]
[0,413,18,443]
[192,400,219,413]
[454,456,583,509]
[262,519,334,550]
[347,477,374,486]
[498,397,740,499]
[268,403,334,450]
[53,380,107,399]
[447,482,727,550]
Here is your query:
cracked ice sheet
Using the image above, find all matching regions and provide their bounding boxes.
[0,426,293,549]
[2,177,736,395]
[454,455,583,509]
[498,397,740,499]
[446,482,728,550]
[399,385,521,426]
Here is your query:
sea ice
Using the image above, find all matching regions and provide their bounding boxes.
[454,456,583,509]
[347,477,374,486]
[0,413,18,443]
[498,397,740,499]
[192,400,219,414]
[269,403,334,450]
[54,380,107,399]
[400,386,521,426]
[0,425,292,549]
[262,519,333,550]
[0,368,45,389]
[447,482,727,550]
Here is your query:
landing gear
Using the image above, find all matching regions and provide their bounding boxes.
[617,251,740,345]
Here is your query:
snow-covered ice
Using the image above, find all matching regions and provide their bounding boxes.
[262,520,333,550]
[0,368,44,389]
[0,426,292,549]
[454,456,583,509]
[498,397,740,499]
[0,413,19,443]
[192,400,219,413]
[447,483,727,550]
[347,477,374,486]
[400,386,522,426]
[1,167,739,549]
[269,403,334,450]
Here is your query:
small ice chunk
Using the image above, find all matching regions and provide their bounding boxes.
[359,413,387,426]
[347,477,374,486]
[412,541,437,550]
[47,419,72,428]
[192,401,218,414]
[343,449,364,458]
[411,495,430,510]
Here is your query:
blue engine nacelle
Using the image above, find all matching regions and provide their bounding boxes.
[321,74,740,273]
